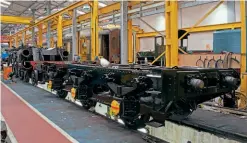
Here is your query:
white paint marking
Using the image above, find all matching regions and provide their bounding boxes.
[1,82,79,143]
[1,114,18,143]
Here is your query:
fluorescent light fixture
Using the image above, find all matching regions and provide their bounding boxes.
[76,10,85,15]
[99,2,106,7]
[38,16,44,20]
[82,5,90,11]
[51,8,63,13]
[1,0,11,5]
[0,3,8,8]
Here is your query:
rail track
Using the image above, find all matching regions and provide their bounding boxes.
[201,102,247,117]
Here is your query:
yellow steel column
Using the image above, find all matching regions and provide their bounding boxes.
[77,31,80,55]
[165,1,171,66]
[15,36,18,47]
[57,15,63,48]
[136,38,140,53]
[50,37,54,48]
[23,31,26,45]
[165,1,178,67]
[91,0,98,60]
[128,19,133,63]
[9,39,12,48]
[38,24,43,47]
[240,1,247,107]
[152,1,224,65]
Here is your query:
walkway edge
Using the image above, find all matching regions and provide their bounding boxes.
[1,113,18,143]
[1,82,79,143]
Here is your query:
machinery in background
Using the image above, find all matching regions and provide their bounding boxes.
[1,50,9,71]
[79,37,88,61]
[77,29,120,63]
[137,30,189,65]
[136,51,155,64]
[47,62,240,129]
[101,29,121,64]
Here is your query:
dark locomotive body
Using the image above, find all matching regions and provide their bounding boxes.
[6,45,241,129]
[50,63,240,128]
[29,48,69,85]
[11,46,34,82]
[8,46,69,84]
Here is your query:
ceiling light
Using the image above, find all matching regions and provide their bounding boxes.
[38,16,44,20]
[1,0,11,5]
[98,2,107,7]
[76,10,85,15]
[82,5,90,11]
[0,3,8,8]
[51,8,63,13]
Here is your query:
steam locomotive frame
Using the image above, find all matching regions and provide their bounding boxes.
[49,63,240,128]
[7,46,241,129]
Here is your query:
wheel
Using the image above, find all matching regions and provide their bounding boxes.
[57,89,67,99]
[166,100,195,121]
[24,71,30,83]
[169,109,193,121]
[81,100,94,110]
[19,71,24,80]
[123,114,151,129]
[122,118,141,129]
[12,63,19,77]
[31,71,38,86]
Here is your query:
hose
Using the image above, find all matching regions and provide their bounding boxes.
[235,91,247,110]
[222,51,232,68]
[230,56,240,66]
[196,56,204,67]
[207,56,216,68]
[215,56,224,68]
[203,56,208,68]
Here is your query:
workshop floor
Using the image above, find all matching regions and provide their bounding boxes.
[1,81,147,143]
[2,79,247,143]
